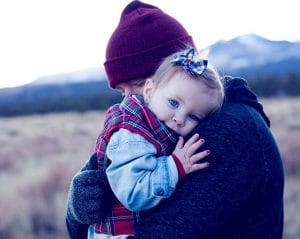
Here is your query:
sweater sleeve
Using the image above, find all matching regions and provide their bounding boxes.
[66,211,88,239]
[106,128,179,211]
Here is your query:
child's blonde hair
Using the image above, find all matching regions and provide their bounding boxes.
[151,48,224,113]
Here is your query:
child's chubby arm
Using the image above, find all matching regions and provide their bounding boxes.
[106,128,179,211]
[106,129,209,212]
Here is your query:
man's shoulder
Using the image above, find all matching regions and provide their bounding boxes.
[197,102,266,134]
[192,102,276,162]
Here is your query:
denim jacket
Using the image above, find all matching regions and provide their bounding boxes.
[106,128,179,211]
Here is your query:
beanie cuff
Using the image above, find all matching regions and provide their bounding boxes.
[104,35,194,88]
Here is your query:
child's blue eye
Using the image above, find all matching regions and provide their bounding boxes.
[189,114,200,122]
[168,99,179,108]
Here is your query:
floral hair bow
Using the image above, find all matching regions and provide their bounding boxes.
[171,48,208,76]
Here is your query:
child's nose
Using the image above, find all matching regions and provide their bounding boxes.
[173,116,185,127]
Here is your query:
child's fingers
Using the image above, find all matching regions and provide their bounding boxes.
[190,162,210,173]
[190,150,210,164]
[183,133,200,148]
[186,138,205,158]
[175,136,185,149]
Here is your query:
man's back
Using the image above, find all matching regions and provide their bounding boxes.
[134,79,284,238]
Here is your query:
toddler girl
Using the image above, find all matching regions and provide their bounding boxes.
[89,48,224,238]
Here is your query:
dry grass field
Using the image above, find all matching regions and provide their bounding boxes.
[0,97,299,239]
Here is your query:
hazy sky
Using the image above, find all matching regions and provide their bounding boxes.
[0,0,299,88]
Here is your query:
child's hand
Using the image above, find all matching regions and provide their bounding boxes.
[172,133,210,175]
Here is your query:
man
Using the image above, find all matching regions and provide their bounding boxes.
[66,1,284,238]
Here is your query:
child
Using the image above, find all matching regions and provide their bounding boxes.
[88,48,224,239]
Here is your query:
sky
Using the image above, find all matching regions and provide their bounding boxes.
[0,0,299,89]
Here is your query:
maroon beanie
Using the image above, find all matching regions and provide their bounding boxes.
[104,0,195,88]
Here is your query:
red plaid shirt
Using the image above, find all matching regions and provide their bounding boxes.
[94,95,178,236]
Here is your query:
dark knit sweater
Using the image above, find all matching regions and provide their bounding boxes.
[134,80,284,238]
[66,77,284,239]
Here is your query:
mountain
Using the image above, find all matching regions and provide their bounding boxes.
[0,80,121,116]
[207,34,300,77]
[32,68,106,85]
[0,34,299,116]
[29,34,300,87]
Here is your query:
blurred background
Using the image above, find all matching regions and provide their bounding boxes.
[0,0,299,238]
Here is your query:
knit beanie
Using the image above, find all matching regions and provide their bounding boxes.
[104,0,195,88]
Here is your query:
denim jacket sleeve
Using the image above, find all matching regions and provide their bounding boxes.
[106,128,179,211]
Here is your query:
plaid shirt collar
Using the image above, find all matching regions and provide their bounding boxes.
[95,94,178,169]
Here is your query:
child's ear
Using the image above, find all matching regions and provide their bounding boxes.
[143,78,155,102]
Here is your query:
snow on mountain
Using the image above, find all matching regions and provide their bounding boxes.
[26,34,300,86]
[31,67,106,85]
[207,34,300,76]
